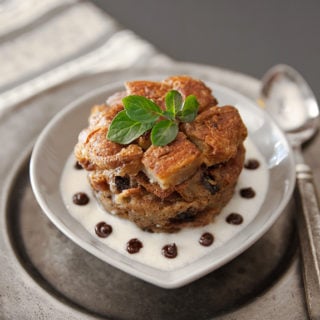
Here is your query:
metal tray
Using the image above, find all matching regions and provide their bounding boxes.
[0,64,310,319]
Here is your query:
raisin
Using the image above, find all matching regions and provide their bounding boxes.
[115,176,130,192]
[202,172,220,195]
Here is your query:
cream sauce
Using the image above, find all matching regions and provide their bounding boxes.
[60,138,269,271]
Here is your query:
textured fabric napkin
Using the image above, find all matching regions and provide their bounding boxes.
[0,0,171,116]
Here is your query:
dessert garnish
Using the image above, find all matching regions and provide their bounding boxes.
[107,90,199,146]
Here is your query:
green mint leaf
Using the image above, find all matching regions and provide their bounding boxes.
[123,95,162,123]
[165,90,183,115]
[151,120,179,146]
[107,110,153,144]
[177,94,199,122]
[107,91,200,147]
[162,110,175,121]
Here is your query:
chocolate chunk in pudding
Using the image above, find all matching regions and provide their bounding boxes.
[115,176,131,192]
[74,161,83,170]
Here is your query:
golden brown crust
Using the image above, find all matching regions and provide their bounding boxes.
[142,132,202,189]
[74,76,247,232]
[75,127,143,173]
[181,105,247,165]
[164,75,218,112]
[125,80,170,110]
[126,75,217,112]
[88,104,123,128]
[134,172,175,199]
[106,91,127,107]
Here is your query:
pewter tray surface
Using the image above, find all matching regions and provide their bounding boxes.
[0,65,309,319]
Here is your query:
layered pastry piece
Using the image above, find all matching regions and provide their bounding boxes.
[74,76,247,232]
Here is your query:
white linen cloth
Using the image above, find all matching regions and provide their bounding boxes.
[0,0,171,116]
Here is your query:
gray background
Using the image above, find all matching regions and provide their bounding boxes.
[91,0,320,99]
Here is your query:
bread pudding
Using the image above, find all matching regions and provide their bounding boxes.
[74,76,247,232]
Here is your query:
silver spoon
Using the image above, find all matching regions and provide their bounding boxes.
[260,64,320,320]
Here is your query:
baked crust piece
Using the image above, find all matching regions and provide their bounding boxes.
[75,75,247,232]
[164,75,218,112]
[181,105,247,166]
[142,132,202,189]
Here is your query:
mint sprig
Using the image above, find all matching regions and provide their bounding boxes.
[123,95,162,123]
[151,120,179,146]
[107,90,199,146]
[106,110,153,145]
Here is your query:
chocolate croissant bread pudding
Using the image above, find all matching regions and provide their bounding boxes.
[74,76,248,233]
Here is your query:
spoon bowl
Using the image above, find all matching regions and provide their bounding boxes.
[260,64,320,320]
[261,64,319,146]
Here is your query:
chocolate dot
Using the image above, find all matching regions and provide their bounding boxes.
[72,192,89,205]
[244,159,260,170]
[226,213,243,225]
[95,222,112,238]
[199,232,214,246]
[126,238,143,254]
[74,161,83,170]
[240,187,256,198]
[162,243,178,259]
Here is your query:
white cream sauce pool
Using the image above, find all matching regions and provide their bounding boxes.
[60,138,269,271]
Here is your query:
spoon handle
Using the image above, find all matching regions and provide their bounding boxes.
[296,163,320,320]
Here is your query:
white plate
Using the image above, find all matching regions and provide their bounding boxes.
[30,80,295,288]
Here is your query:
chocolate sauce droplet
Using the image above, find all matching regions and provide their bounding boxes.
[240,187,256,198]
[244,159,260,170]
[126,238,143,254]
[199,232,214,246]
[95,222,112,238]
[74,161,83,170]
[162,243,178,259]
[226,213,243,225]
[72,192,89,205]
